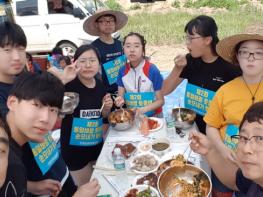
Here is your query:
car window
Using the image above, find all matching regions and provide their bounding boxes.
[16,0,38,16]
[48,0,74,15]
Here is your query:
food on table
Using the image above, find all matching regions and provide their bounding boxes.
[164,172,210,197]
[157,154,188,176]
[112,143,136,159]
[179,111,195,122]
[139,118,160,136]
[138,141,152,152]
[131,154,158,172]
[124,187,158,197]
[152,142,169,151]
[109,109,134,124]
[148,118,159,130]
[136,173,158,188]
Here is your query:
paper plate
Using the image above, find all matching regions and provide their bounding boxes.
[148,117,163,132]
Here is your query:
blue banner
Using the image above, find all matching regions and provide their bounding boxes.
[224,124,239,149]
[124,92,155,116]
[184,83,215,116]
[103,55,126,85]
[29,133,59,175]
[70,118,103,146]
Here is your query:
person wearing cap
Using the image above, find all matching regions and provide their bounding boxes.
[83,8,128,95]
[204,31,263,196]
[190,101,263,196]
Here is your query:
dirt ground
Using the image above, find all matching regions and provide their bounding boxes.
[146,44,188,71]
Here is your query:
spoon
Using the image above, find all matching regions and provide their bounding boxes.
[178,99,182,121]
[99,102,105,113]
[120,105,125,121]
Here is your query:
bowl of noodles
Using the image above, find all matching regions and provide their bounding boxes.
[158,164,211,197]
[108,109,135,131]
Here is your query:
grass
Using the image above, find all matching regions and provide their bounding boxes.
[120,6,263,45]
[185,0,248,10]
[105,0,123,11]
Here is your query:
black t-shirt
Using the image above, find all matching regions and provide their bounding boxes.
[180,54,241,133]
[91,38,123,94]
[0,81,13,117]
[0,139,27,197]
[236,169,263,196]
[61,77,106,171]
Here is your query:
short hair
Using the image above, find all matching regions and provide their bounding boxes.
[0,21,27,48]
[184,15,219,55]
[0,113,11,139]
[9,72,65,109]
[73,44,101,65]
[58,55,71,65]
[26,52,33,62]
[239,102,263,130]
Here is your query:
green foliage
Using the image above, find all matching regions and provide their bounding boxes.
[172,0,180,8]
[121,7,263,45]
[184,0,248,10]
[129,3,141,10]
[105,0,123,11]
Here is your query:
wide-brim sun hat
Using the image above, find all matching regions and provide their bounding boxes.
[83,8,128,36]
[216,30,263,64]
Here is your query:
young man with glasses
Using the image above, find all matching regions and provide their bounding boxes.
[190,101,263,196]
[83,9,128,95]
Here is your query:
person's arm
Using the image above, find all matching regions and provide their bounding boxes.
[190,131,239,191]
[161,54,187,95]
[27,180,61,197]
[101,93,113,117]
[114,87,125,107]
[139,90,164,114]
[206,125,237,163]
[73,179,100,197]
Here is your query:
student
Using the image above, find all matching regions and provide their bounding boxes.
[58,55,71,69]
[4,72,100,197]
[60,45,113,186]
[0,21,90,196]
[190,101,263,196]
[204,32,263,197]
[84,8,128,94]
[115,32,164,117]
[161,15,241,133]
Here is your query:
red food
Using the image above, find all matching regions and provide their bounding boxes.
[136,173,158,188]
[148,118,159,130]
[125,188,138,197]
[112,143,136,159]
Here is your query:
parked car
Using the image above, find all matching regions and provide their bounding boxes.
[11,0,119,56]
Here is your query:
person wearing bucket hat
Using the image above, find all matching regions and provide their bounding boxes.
[190,101,263,196]
[162,15,241,135]
[84,8,128,95]
[204,31,263,197]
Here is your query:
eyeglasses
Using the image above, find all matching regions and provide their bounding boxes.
[96,19,115,25]
[77,58,98,67]
[184,36,203,42]
[238,50,263,60]
[231,134,263,150]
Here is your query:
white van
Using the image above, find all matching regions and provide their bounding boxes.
[11,0,118,56]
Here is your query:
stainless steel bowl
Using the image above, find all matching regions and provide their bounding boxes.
[158,164,212,197]
[108,109,135,131]
[60,92,79,115]
[172,108,196,129]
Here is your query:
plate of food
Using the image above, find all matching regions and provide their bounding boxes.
[130,153,159,174]
[120,185,160,197]
[138,117,164,136]
[133,173,158,189]
[107,143,137,162]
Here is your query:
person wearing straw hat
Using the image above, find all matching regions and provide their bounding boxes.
[190,101,263,196]
[204,31,263,196]
[83,8,128,95]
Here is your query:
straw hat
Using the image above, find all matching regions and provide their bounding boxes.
[216,29,263,64]
[83,8,128,36]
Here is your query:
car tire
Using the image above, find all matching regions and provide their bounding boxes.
[57,42,77,57]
